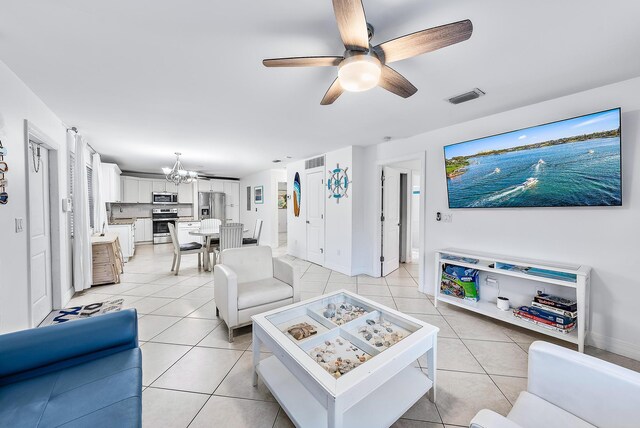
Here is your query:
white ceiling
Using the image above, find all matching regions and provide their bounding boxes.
[1,0,639,177]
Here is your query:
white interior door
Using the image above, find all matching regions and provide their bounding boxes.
[382,167,400,276]
[306,171,325,265]
[29,144,53,325]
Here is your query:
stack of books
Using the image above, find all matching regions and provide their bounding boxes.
[513,293,577,334]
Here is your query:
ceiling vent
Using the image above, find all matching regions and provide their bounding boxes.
[448,88,485,105]
[305,156,325,170]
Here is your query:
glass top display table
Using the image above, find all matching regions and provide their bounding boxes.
[251,290,439,428]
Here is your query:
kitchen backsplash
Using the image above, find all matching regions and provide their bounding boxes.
[109,203,194,219]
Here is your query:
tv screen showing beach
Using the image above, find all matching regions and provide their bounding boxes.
[444,108,622,208]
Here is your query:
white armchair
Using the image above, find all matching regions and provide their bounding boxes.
[214,246,299,342]
[470,341,640,428]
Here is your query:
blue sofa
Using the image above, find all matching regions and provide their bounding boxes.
[0,309,142,427]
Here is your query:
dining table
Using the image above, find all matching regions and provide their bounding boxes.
[189,227,249,272]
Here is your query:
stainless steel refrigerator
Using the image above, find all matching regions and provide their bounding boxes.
[198,192,226,221]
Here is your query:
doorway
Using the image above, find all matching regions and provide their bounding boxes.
[306,170,325,265]
[27,139,53,325]
[378,156,424,288]
[277,181,287,249]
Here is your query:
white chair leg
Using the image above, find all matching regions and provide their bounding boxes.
[198,253,201,268]
[175,254,181,276]
[171,254,176,271]
[228,327,234,343]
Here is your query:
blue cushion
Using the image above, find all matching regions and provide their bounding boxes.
[0,310,141,427]
[0,348,141,427]
[0,309,138,385]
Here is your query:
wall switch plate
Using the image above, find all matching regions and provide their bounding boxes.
[442,213,453,223]
[15,218,23,233]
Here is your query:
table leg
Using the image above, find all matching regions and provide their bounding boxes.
[204,236,211,272]
[426,339,437,403]
[328,397,343,428]
[252,329,261,387]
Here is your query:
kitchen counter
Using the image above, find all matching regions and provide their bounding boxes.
[109,218,136,225]
[177,218,199,222]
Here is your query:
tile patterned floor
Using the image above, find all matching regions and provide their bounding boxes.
[68,244,640,428]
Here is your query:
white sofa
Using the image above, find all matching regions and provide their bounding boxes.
[214,246,299,342]
[470,341,640,428]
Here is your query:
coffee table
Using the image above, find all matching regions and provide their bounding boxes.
[251,290,438,428]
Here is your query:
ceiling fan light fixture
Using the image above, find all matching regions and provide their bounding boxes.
[338,54,381,92]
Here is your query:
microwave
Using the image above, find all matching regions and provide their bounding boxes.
[152,192,178,204]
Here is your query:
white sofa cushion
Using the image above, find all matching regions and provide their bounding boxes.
[220,246,274,284]
[507,392,595,428]
[237,278,293,310]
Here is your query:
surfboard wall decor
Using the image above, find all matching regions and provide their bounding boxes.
[293,172,301,217]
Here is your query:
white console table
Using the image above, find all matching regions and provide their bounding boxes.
[434,249,590,352]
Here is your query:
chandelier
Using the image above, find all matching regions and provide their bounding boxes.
[162,152,198,184]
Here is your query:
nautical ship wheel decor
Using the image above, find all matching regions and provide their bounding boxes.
[327,163,351,204]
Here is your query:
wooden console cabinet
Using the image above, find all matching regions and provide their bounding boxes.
[91,233,124,285]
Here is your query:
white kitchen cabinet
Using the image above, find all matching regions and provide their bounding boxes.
[138,179,153,203]
[223,181,240,223]
[223,181,239,206]
[178,182,193,204]
[152,180,167,192]
[122,177,139,203]
[197,179,210,193]
[134,218,153,243]
[101,163,122,202]
[110,223,135,261]
[177,221,202,245]
[211,180,224,193]
[226,204,240,223]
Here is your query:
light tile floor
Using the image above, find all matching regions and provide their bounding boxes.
[67,244,640,428]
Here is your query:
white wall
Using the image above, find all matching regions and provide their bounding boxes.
[286,147,367,276]
[325,147,353,274]
[0,60,72,333]
[365,76,640,359]
[239,169,285,248]
[287,160,307,258]
[277,182,287,233]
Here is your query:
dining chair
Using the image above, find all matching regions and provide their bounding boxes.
[200,218,221,264]
[215,223,243,264]
[201,218,221,232]
[168,223,207,275]
[242,219,263,246]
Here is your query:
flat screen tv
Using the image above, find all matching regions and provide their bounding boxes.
[444,108,622,208]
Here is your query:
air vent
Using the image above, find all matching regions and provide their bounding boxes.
[272,159,281,163]
[448,88,485,105]
[305,156,325,170]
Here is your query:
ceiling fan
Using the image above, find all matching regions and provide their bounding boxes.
[263,0,473,105]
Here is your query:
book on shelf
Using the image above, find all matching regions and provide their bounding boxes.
[531,301,577,319]
[513,308,575,329]
[517,305,575,326]
[513,311,576,334]
[534,293,577,312]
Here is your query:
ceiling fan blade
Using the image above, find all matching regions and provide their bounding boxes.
[378,66,417,98]
[373,19,473,64]
[320,78,344,105]
[332,0,369,51]
[263,56,343,67]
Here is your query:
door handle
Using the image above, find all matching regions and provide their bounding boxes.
[306,220,310,224]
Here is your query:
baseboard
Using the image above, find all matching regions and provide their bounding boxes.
[588,331,640,361]
[323,261,350,276]
[61,286,75,309]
